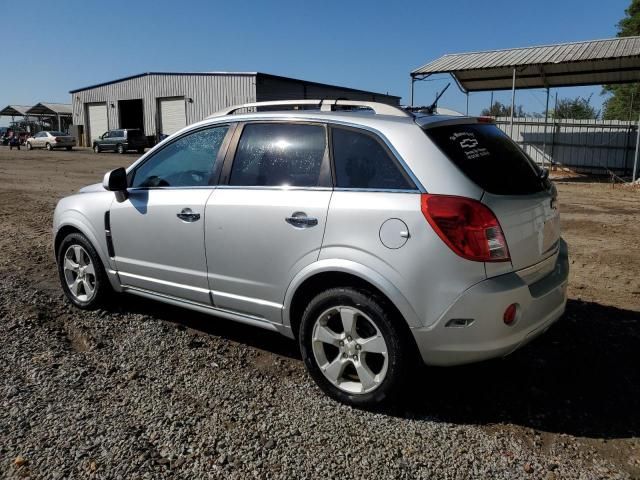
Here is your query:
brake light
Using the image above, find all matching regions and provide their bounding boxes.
[477,116,494,123]
[55,137,61,142]
[420,194,510,262]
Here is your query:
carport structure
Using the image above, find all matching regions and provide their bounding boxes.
[25,103,72,132]
[410,36,640,180]
[0,105,33,123]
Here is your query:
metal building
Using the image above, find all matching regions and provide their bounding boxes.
[69,72,400,146]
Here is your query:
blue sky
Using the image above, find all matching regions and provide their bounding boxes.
[0,0,631,126]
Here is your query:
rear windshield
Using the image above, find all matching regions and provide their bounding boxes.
[50,131,66,136]
[424,123,546,195]
[127,130,144,137]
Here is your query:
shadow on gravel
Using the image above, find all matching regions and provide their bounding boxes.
[106,293,301,360]
[395,299,640,439]
[105,295,638,439]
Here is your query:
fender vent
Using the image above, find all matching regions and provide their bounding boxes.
[104,211,115,257]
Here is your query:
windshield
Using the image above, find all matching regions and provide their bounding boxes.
[424,123,547,195]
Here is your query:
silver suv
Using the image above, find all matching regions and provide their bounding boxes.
[53,100,568,406]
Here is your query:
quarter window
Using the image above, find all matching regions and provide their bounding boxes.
[131,126,229,188]
[229,123,327,187]
[331,127,413,190]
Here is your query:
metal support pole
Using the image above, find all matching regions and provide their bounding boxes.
[510,68,516,136]
[57,114,61,131]
[633,111,640,182]
[542,88,550,168]
[410,77,415,107]
[490,91,494,114]
[466,92,469,115]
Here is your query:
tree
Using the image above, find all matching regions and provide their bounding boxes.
[602,0,640,120]
[481,101,527,117]
[552,95,600,119]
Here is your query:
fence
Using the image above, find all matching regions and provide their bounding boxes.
[493,116,637,175]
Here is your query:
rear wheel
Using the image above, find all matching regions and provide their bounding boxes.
[66,146,72,151]
[57,232,110,309]
[93,144,100,153]
[137,148,145,154]
[45,143,52,151]
[299,287,408,407]
[116,144,125,154]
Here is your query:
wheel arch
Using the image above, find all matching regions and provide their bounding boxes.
[283,260,423,338]
[54,215,121,291]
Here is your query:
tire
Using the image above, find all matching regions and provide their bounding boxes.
[45,143,52,151]
[66,146,72,151]
[93,144,100,153]
[116,144,124,154]
[57,232,110,309]
[26,142,32,150]
[298,287,409,407]
[137,148,145,154]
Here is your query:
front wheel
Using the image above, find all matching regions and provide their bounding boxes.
[299,287,409,407]
[26,142,32,150]
[116,144,125,154]
[93,144,100,153]
[57,232,110,309]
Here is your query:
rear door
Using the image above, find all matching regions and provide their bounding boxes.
[204,122,332,322]
[109,124,232,304]
[424,122,559,271]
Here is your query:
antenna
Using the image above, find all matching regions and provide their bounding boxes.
[427,83,451,114]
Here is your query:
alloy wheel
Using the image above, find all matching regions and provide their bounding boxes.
[62,245,97,302]
[311,306,389,394]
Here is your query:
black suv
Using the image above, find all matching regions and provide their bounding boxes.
[93,129,148,154]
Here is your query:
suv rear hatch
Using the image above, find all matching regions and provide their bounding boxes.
[423,121,560,271]
[126,129,148,147]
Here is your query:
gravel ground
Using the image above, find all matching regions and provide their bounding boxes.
[0,148,639,479]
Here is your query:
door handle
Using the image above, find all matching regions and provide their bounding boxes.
[177,208,201,222]
[285,212,318,228]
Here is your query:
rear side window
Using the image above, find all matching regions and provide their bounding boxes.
[424,123,545,195]
[229,123,327,187]
[331,127,413,190]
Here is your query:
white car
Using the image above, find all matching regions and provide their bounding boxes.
[26,131,76,151]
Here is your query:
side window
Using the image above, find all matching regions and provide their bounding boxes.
[102,131,110,139]
[331,127,414,190]
[131,126,229,188]
[229,123,326,187]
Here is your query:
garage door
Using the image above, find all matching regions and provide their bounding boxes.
[87,103,108,142]
[159,97,186,137]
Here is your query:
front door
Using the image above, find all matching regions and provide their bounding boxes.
[205,122,332,322]
[109,124,232,304]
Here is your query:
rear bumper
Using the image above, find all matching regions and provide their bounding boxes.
[412,239,569,366]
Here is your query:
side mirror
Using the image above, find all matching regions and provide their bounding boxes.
[102,167,128,191]
[539,167,550,181]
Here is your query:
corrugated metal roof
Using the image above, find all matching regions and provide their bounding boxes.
[0,105,32,116]
[412,36,640,91]
[26,103,72,115]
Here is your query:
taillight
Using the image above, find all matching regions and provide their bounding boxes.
[420,194,510,262]
[55,137,61,142]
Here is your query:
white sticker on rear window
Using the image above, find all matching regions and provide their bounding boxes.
[449,131,490,160]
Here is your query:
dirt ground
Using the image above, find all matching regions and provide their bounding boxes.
[0,147,639,477]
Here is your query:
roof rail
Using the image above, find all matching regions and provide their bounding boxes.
[208,99,410,118]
